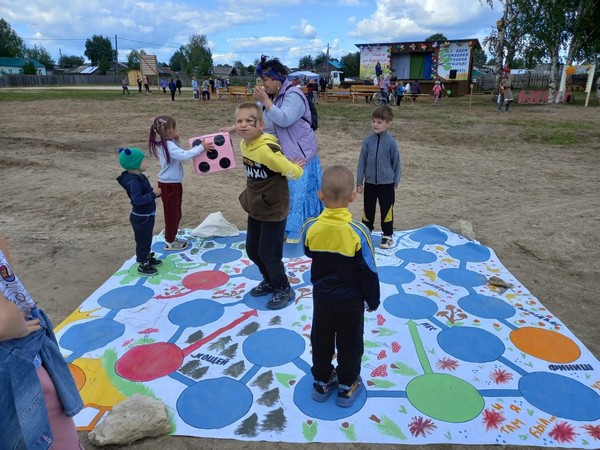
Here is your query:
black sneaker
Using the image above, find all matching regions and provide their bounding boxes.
[336,377,364,408]
[137,261,158,276]
[312,370,339,402]
[250,280,274,297]
[267,286,295,310]
[148,252,162,267]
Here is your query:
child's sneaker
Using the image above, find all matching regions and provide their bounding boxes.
[164,240,188,251]
[250,280,274,297]
[148,252,162,267]
[336,377,364,408]
[267,286,295,310]
[379,236,393,249]
[312,370,339,402]
[137,261,158,276]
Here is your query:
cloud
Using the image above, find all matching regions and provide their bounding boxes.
[292,19,317,39]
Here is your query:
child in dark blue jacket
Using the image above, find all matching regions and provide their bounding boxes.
[116,147,162,276]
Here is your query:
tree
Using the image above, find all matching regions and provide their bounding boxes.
[59,55,85,68]
[233,60,246,76]
[169,49,186,72]
[22,61,37,75]
[424,33,448,43]
[24,44,55,70]
[127,49,142,70]
[314,52,329,67]
[182,34,212,76]
[474,48,488,66]
[298,55,314,70]
[84,35,114,74]
[340,52,360,77]
[0,18,25,57]
[246,64,256,75]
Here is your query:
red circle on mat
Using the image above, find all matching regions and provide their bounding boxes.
[116,342,183,381]
[182,270,229,291]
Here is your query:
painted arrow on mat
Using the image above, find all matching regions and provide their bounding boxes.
[182,309,258,357]
[407,319,433,374]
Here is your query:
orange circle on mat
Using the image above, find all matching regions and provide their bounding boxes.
[69,363,86,391]
[510,327,580,363]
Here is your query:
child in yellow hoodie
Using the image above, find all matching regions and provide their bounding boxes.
[236,102,304,310]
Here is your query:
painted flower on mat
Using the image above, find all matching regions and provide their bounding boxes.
[436,357,459,371]
[408,416,436,437]
[490,368,513,384]
[549,421,578,443]
[482,408,505,431]
[582,424,600,440]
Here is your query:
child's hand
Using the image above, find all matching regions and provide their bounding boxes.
[25,318,42,335]
[200,140,215,151]
[219,125,236,134]
[291,158,306,168]
[154,188,161,197]
[357,185,364,194]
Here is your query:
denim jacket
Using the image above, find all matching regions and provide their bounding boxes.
[0,308,83,450]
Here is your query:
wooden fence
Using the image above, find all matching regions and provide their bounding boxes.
[474,73,550,93]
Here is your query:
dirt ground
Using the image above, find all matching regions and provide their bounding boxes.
[0,88,599,450]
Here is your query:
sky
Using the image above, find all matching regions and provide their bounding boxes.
[1,0,501,68]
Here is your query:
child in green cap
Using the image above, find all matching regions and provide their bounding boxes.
[117,147,163,275]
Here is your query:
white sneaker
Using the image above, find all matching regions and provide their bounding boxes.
[379,236,393,249]
[164,240,188,251]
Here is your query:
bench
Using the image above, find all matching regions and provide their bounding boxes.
[350,85,380,103]
[325,88,352,102]
[228,86,253,101]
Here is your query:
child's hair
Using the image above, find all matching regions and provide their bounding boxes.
[149,115,176,163]
[235,102,264,121]
[321,165,355,203]
[372,105,394,122]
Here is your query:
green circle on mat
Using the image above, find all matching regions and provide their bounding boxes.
[129,258,175,277]
[406,373,484,422]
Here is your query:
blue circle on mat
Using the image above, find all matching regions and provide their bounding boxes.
[244,328,305,366]
[395,248,437,264]
[409,227,448,245]
[384,293,438,319]
[202,248,242,264]
[438,327,505,362]
[447,242,490,263]
[283,241,305,258]
[458,294,515,319]
[60,318,125,354]
[519,372,600,421]
[378,266,415,285]
[178,378,252,428]
[168,299,224,327]
[438,268,487,288]
[212,234,246,246]
[97,286,154,310]
[242,264,262,281]
[294,374,365,420]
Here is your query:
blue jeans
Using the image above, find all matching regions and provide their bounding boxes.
[131,212,155,262]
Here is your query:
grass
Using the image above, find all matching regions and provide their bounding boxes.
[0,87,123,101]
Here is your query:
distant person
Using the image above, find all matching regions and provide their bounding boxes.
[0,236,83,449]
[356,105,402,249]
[143,75,151,95]
[375,61,382,79]
[497,75,514,112]
[304,165,380,408]
[319,75,327,95]
[404,81,411,96]
[160,78,167,93]
[168,78,177,101]
[432,80,443,106]
[191,76,199,100]
[148,115,214,250]
[411,80,421,101]
[395,81,405,106]
[116,147,162,276]
[137,76,143,93]
[175,76,182,94]
[380,74,392,104]
[209,77,215,93]
[235,102,303,310]
[122,76,130,95]
[201,78,210,101]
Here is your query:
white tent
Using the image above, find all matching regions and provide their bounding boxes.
[287,70,320,81]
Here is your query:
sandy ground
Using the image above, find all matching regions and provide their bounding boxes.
[0,88,599,449]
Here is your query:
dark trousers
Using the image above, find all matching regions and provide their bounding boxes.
[246,216,288,289]
[158,182,183,243]
[130,213,155,262]
[362,182,395,236]
[170,90,176,101]
[311,299,364,386]
[396,95,403,106]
